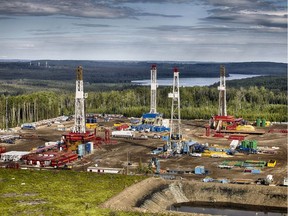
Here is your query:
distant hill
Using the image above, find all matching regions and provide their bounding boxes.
[0,60,286,83]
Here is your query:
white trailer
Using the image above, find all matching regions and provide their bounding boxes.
[111,130,135,138]
[1,151,30,161]
[87,167,124,174]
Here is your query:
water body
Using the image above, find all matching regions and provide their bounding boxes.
[170,205,287,216]
[131,74,260,87]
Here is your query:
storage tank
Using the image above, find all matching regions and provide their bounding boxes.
[261,119,266,127]
[256,118,261,127]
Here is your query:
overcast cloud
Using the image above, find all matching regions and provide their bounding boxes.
[0,0,286,62]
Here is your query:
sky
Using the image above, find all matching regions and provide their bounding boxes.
[0,0,287,62]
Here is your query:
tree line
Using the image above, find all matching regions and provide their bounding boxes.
[0,85,286,129]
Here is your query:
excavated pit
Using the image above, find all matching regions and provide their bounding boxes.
[102,177,288,215]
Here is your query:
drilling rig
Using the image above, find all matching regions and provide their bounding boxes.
[210,65,260,135]
[73,66,86,133]
[150,64,157,114]
[167,68,182,153]
[218,65,227,116]
[141,65,163,126]
[62,66,95,151]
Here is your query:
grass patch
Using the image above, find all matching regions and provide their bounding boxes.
[0,169,150,216]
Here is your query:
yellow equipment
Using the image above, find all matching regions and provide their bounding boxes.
[113,122,122,127]
[267,160,276,168]
[86,123,98,129]
[236,125,255,131]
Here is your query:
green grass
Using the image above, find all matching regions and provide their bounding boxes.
[0,169,151,216]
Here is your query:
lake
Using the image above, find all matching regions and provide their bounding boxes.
[131,74,260,87]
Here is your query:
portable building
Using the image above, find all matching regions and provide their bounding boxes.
[87,167,124,174]
[78,144,86,157]
[1,151,30,161]
[111,130,135,138]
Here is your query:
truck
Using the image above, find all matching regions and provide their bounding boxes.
[21,123,36,130]
[256,175,274,185]
[151,146,164,155]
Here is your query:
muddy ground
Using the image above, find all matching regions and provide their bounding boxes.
[1,118,287,186]
[1,118,287,215]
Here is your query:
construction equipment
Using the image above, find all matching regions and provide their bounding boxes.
[256,175,274,185]
[267,159,276,167]
[150,157,160,174]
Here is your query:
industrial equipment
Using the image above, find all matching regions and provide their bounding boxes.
[150,157,160,174]
[218,65,227,116]
[267,159,277,167]
[150,64,157,114]
[141,65,163,126]
[73,66,86,133]
[168,68,182,142]
[256,175,274,185]
[62,66,96,151]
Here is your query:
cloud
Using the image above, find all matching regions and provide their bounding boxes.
[0,1,135,18]
[138,12,181,18]
[112,0,194,3]
[0,0,182,19]
[200,0,287,29]
[73,23,112,28]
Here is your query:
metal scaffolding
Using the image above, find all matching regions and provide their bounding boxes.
[168,68,181,141]
[218,65,227,116]
[73,66,86,133]
[150,64,157,114]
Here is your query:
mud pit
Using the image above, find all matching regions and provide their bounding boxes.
[101,177,287,214]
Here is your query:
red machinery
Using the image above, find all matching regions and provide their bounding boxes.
[212,115,243,132]
[22,151,78,168]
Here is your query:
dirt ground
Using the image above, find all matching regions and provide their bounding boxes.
[1,118,287,185]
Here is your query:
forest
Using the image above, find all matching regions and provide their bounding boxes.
[0,61,286,128]
[0,82,286,129]
[0,61,286,83]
